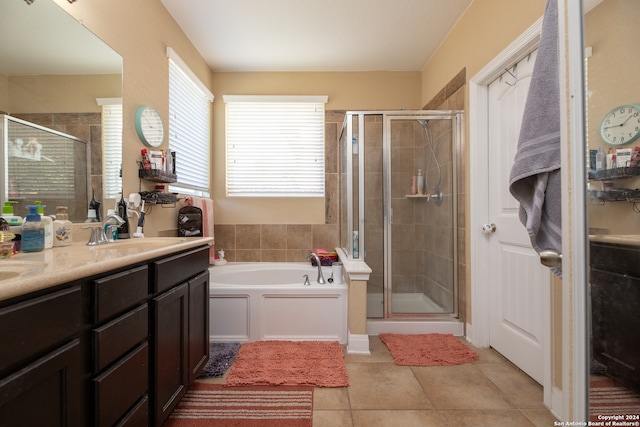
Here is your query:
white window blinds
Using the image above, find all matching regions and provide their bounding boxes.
[224,95,327,197]
[167,47,214,196]
[97,98,122,200]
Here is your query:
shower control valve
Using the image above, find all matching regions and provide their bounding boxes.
[481,223,496,234]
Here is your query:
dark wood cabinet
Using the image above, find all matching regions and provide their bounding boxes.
[0,286,83,427]
[590,241,640,393]
[150,247,210,426]
[0,243,211,427]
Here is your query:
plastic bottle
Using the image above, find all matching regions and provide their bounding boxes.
[417,169,425,195]
[22,205,44,252]
[1,202,22,226]
[595,147,606,171]
[35,201,53,249]
[53,206,73,247]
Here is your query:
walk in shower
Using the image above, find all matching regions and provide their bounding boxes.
[339,111,463,330]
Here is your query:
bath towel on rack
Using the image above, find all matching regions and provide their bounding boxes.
[184,196,215,264]
[508,0,562,278]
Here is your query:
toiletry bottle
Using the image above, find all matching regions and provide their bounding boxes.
[34,201,53,249]
[606,148,615,170]
[22,205,44,252]
[117,195,130,239]
[417,169,424,195]
[1,201,22,226]
[595,147,606,171]
[53,206,72,247]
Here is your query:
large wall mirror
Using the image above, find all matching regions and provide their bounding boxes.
[0,0,122,222]
[583,0,640,420]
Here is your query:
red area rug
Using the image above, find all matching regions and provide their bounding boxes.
[225,340,349,387]
[379,333,479,367]
[164,382,313,427]
[590,377,640,421]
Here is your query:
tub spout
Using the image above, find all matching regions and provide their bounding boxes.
[307,252,326,284]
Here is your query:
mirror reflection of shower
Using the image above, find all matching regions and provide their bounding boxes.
[417,119,443,206]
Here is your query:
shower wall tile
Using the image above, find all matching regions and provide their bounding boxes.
[214,224,236,250]
[325,173,339,224]
[312,224,340,250]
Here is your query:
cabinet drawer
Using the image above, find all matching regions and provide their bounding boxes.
[93,342,148,427]
[152,246,209,293]
[118,395,148,427]
[92,265,149,323]
[0,286,81,372]
[93,303,148,372]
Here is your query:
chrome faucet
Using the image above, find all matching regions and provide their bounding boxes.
[307,252,326,284]
[84,213,125,246]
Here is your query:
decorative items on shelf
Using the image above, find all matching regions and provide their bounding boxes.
[138,148,177,183]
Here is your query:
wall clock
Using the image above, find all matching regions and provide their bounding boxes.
[134,106,164,148]
[599,104,640,146]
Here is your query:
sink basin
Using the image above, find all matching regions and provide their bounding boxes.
[90,237,190,251]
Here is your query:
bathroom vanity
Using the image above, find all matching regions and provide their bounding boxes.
[590,235,640,393]
[0,237,212,426]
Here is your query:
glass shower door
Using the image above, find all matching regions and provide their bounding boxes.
[384,115,458,316]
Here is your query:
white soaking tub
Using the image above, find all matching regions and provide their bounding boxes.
[208,263,347,344]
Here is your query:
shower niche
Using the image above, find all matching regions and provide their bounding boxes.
[339,111,463,321]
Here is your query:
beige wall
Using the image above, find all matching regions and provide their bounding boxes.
[585,0,640,235]
[0,74,8,113]
[7,75,121,113]
[211,71,422,225]
[54,0,213,235]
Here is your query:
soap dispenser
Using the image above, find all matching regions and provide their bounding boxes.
[53,206,72,247]
[34,201,53,249]
[1,201,22,226]
[22,205,44,252]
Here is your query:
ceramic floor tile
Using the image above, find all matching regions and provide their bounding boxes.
[521,408,561,426]
[347,362,433,410]
[438,409,536,426]
[313,410,353,427]
[412,364,513,410]
[351,410,445,427]
[313,386,350,410]
[475,360,546,409]
[345,336,394,364]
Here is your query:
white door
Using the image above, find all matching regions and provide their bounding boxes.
[486,49,550,384]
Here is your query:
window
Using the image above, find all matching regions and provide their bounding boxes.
[97,98,122,200]
[224,95,327,197]
[167,47,214,196]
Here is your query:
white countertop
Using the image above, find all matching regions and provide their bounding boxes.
[0,237,213,303]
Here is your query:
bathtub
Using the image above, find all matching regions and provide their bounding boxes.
[208,263,347,344]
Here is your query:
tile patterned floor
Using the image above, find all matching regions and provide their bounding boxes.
[199,336,560,427]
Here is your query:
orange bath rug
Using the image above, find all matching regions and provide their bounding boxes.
[164,382,313,427]
[379,333,479,367]
[225,340,349,387]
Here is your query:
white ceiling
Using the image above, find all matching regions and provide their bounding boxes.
[160,0,472,72]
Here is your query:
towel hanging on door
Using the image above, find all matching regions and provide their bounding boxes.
[508,0,562,278]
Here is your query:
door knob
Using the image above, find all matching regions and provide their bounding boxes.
[481,223,496,234]
[539,249,562,267]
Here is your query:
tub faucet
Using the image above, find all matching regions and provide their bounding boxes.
[307,252,326,284]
